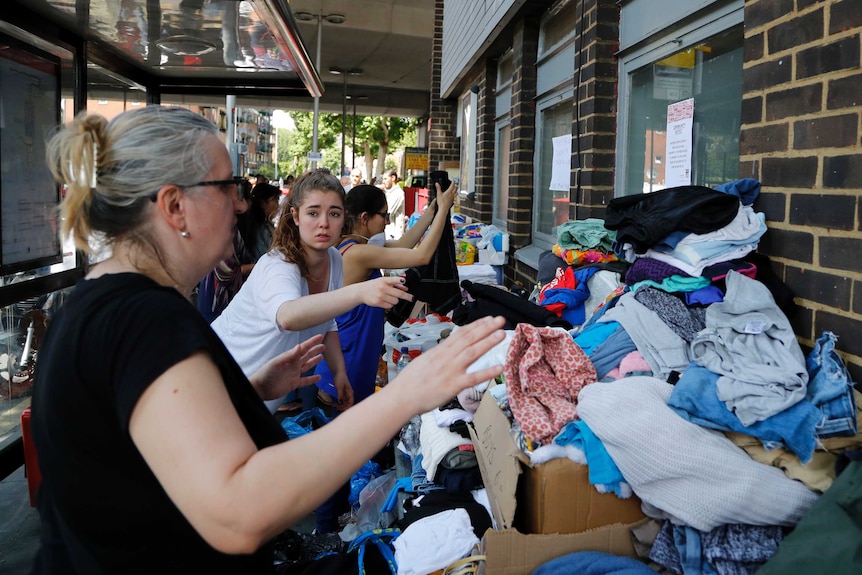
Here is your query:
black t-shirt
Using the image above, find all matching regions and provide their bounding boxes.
[31,273,287,574]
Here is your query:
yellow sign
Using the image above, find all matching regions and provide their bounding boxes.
[404,147,429,171]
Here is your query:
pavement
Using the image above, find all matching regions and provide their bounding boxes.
[0,465,40,574]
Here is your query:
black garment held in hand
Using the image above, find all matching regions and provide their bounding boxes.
[387,201,460,327]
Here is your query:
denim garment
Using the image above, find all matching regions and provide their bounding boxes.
[669,364,819,462]
[588,326,637,379]
[532,551,654,575]
[410,453,444,494]
[807,331,858,438]
[714,177,761,206]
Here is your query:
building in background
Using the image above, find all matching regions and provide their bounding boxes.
[429,0,862,380]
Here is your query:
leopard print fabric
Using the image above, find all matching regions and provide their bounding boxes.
[504,323,597,446]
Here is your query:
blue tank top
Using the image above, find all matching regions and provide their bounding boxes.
[315,239,386,403]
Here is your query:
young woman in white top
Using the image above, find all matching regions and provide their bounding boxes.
[211,168,413,414]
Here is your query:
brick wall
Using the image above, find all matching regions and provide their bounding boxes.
[571,0,621,222]
[508,16,541,289]
[429,0,459,171]
[459,60,497,224]
[742,0,862,379]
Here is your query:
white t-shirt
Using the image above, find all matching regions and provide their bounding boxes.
[212,248,343,411]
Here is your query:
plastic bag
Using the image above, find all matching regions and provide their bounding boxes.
[353,470,398,533]
[382,314,453,360]
[455,241,476,265]
[349,460,383,507]
[280,407,330,439]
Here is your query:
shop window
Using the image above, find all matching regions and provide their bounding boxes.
[517,0,577,257]
[493,51,513,230]
[616,3,743,196]
[457,90,477,196]
[539,0,578,56]
[534,93,574,241]
[494,122,511,228]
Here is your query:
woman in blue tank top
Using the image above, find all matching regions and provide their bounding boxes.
[315,182,456,404]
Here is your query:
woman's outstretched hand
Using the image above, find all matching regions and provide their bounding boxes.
[249,334,325,400]
[390,316,506,414]
[361,275,413,309]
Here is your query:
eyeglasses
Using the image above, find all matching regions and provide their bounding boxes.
[377,211,389,219]
[188,177,251,201]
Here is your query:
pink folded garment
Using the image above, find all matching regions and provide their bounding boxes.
[504,324,596,445]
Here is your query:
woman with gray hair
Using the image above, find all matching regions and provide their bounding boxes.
[30,105,505,574]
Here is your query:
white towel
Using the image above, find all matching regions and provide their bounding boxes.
[393,508,479,575]
[577,377,820,531]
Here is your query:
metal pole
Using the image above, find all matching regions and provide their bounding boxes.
[311,16,322,169]
[226,95,238,175]
[340,73,347,177]
[352,98,357,169]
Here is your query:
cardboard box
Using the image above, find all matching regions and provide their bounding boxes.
[479,520,647,575]
[468,388,646,534]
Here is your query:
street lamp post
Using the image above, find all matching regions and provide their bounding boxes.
[348,94,367,169]
[329,67,362,177]
[293,12,346,169]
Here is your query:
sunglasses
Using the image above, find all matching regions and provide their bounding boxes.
[189,177,252,201]
[377,211,389,219]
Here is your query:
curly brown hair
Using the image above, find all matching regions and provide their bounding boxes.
[271,168,345,278]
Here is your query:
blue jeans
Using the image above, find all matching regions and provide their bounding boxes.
[807,331,858,438]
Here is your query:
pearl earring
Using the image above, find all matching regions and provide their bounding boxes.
[180,231,190,238]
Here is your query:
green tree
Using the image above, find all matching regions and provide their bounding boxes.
[350,116,416,178]
[284,111,342,175]
[278,111,418,180]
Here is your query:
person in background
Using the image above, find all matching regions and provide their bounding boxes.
[340,174,352,192]
[310,181,456,534]
[349,167,363,189]
[382,169,406,240]
[196,200,255,323]
[239,182,280,260]
[279,174,295,208]
[32,105,506,574]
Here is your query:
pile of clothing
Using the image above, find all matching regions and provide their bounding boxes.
[483,179,861,573]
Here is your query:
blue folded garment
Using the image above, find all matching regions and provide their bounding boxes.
[532,551,654,575]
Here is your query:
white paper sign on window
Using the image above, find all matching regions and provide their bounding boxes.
[549,134,572,191]
[664,98,695,187]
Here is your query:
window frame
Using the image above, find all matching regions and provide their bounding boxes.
[457,89,478,198]
[614,1,744,197]
[531,87,574,250]
[493,50,514,230]
[493,118,511,229]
